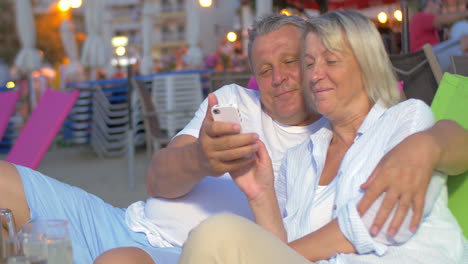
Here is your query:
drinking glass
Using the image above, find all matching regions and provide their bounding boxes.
[21,220,73,264]
[6,256,46,264]
[14,232,47,264]
[0,208,17,262]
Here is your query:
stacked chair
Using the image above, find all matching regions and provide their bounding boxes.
[432,38,461,73]
[450,56,468,76]
[131,77,167,158]
[62,89,93,144]
[0,90,21,153]
[152,72,204,140]
[90,83,131,158]
[209,71,252,93]
[63,82,96,145]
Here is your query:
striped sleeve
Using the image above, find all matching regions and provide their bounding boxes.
[337,99,438,255]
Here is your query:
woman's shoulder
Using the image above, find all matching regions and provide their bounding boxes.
[386,99,432,117]
[383,98,435,131]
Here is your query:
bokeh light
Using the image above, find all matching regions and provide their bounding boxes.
[58,0,71,12]
[394,10,403,22]
[377,11,388,24]
[115,46,126,57]
[70,0,82,9]
[199,0,212,7]
[226,31,237,42]
[6,82,15,89]
[280,9,291,16]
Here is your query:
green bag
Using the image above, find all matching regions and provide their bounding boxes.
[431,72,468,238]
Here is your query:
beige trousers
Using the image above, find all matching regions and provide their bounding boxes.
[179,214,313,264]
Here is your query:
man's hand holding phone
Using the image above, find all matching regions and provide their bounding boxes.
[196,94,259,177]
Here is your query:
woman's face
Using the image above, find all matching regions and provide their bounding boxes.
[304,33,370,121]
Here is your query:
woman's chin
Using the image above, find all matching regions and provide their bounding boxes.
[314,103,333,118]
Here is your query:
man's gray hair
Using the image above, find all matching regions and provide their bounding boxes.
[247,14,307,71]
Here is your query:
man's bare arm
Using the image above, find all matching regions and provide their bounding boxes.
[146,94,259,198]
[433,10,468,28]
[358,120,468,237]
[146,135,206,198]
[427,120,468,175]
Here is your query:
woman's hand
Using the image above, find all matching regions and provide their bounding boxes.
[230,140,275,202]
[231,140,286,241]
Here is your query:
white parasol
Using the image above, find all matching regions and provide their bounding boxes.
[103,12,116,79]
[81,0,107,72]
[60,20,84,82]
[14,0,42,73]
[139,1,155,75]
[184,0,203,68]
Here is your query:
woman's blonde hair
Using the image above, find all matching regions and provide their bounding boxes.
[304,10,401,107]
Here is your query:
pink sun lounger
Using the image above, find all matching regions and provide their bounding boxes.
[6,88,79,169]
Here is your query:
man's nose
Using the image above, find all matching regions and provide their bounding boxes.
[272,68,286,86]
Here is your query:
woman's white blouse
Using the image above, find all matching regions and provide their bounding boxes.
[276,99,465,263]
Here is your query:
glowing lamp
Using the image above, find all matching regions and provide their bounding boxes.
[227,32,237,42]
[377,11,388,24]
[58,0,71,12]
[199,0,212,7]
[115,46,126,57]
[394,10,403,22]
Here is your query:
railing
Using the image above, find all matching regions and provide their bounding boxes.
[160,4,185,13]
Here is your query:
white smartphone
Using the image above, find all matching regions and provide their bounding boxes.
[211,104,243,131]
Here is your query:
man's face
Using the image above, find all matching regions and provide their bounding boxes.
[251,25,315,126]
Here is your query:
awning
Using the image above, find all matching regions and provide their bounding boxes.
[288,0,399,10]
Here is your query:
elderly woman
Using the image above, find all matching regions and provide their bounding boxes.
[178,11,465,264]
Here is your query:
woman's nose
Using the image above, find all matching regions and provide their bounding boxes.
[310,64,324,82]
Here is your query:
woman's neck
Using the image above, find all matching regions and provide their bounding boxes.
[330,101,372,145]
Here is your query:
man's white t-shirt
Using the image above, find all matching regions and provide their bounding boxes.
[125,84,321,247]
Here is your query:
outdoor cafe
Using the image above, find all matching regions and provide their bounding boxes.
[0,0,467,263]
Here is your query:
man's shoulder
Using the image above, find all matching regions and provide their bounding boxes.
[214,83,258,96]
[213,84,260,105]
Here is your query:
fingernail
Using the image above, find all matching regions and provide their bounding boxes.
[388,228,396,237]
[410,225,417,233]
[370,225,379,236]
